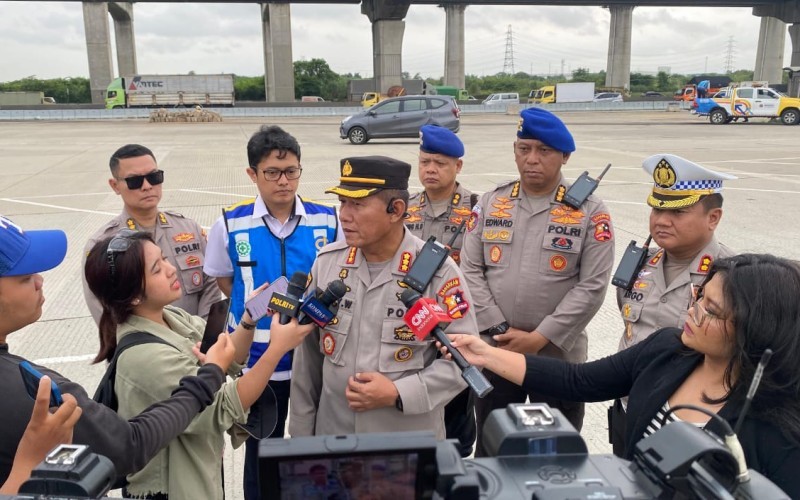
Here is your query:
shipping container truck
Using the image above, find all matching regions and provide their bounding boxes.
[528,82,595,104]
[0,91,55,106]
[105,74,235,109]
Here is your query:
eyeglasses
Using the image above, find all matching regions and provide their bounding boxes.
[260,167,302,181]
[106,229,139,279]
[689,284,725,328]
[118,170,165,190]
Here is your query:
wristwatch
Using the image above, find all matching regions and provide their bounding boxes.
[480,321,510,336]
[395,395,404,412]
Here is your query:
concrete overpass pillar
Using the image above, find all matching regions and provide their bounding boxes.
[754,16,786,84]
[791,23,800,67]
[261,3,295,102]
[443,4,467,90]
[604,4,634,91]
[82,2,114,105]
[109,2,137,78]
[362,0,411,92]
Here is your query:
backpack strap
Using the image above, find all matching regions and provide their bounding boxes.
[92,331,177,407]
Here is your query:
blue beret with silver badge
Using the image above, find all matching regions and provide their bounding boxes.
[419,125,464,158]
[517,107,575,153]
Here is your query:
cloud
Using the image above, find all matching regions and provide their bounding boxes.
[0,2,790,82]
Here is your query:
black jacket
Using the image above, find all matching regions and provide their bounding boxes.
[0,343,225,485]
[522,328,800,498]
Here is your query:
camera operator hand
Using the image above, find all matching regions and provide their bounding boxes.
[0,376,82,494]
[192,333,236,371]
[438,334,526,386]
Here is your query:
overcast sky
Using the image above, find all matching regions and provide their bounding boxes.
[0,1,792,82]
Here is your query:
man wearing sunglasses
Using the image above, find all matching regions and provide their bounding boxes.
[204,125,342,500]
[609,153,737,455]
[82,144,221,323]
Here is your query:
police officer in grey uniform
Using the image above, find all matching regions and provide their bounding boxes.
[289,156,480,439]
[82,144,220,322]
[405,125,476,265]
[609,153,736,455]
[405,124,477,456]
[461,108,615,456]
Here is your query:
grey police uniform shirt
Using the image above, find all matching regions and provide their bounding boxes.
[405,183,475,264]
[616,237,734,350]
[289,229,479,439]
[460,177,615,363]
[82,209,221,322]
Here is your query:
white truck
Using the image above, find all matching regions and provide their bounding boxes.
[693,83,800,125]
[0,91,55,106]
[529,82,595,104]
[105,74,235,109]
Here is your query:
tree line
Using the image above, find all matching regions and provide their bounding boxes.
[0,60,761,103]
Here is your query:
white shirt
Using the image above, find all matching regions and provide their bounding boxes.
[203,194,343,277]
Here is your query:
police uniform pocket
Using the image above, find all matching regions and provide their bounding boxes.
[320,311,352,366]
[378,319,427,373]
[177,253,205,294]
[539,230,581,277]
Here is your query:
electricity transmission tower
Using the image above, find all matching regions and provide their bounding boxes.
[723,36,736,73]
[503,25,515,74]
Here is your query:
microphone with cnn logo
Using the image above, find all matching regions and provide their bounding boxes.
[400,289,493,398]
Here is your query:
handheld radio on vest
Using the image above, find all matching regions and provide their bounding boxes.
[402,221,465,293]
[612,235,652,290]
[563,163,611,209]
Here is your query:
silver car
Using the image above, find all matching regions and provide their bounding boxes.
[340,95,460,145]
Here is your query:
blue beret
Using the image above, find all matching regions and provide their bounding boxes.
[419,125,464,158]
[517,108,575,153]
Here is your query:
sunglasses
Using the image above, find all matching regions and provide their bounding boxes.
[106,229,139,279]
[119,170,165,190]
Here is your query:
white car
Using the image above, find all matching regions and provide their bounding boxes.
[593,92,623,103]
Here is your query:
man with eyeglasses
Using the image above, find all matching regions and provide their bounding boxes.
[203,125,341,500]
[460,107,615,456]
[609,154,736,455]
[404,125,477,458]
[82,144,221,323]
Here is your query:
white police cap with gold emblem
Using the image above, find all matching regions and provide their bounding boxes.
[643,154,737,209]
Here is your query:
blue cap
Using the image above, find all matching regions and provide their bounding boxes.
[419,125,464,158]
[517,108,575,153]
[0,215,67,277]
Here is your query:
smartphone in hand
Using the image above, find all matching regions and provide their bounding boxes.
[200,298,231,354]
[19,361,63,407]
[245,276,289,323]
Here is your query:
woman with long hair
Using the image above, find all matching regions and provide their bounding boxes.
[85,230,313,499]
[441,254,800,497]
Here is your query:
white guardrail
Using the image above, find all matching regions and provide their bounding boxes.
[0,101,691,121]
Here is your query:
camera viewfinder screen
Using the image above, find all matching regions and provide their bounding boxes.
[277,452,418,499]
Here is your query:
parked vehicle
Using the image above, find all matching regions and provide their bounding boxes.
[693,84,800,125]
[528,82,595,104]
[482,93,519,106]
[593,92,624,103]
[0,91,56,106]
[105,74,235,109]
[301,96,325,102]
[340,95,460,145]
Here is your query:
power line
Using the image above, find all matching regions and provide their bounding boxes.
[723,35,736,73]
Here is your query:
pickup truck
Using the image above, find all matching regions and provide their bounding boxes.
[693,85,800,125]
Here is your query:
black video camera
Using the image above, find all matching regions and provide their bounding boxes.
[13,444,116,499]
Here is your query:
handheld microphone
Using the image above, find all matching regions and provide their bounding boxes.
[298,280,347,327]
[270,271,307,325]
[400,289,493,398]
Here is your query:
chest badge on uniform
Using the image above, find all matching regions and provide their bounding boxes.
[452,207,471,217]
[551,237,573,250]
[450,250,461,264]
[323,333,335,355]
[405,205,422,223]
[394,326,415,342]
[489,245,502,263]
[697,254,713,274]
[622,304,631,318]
[483,229,511,241]
[236,241,251,256]
[550,254,567,271]
[490,198,514,219]
[173,232,195,243]
[185,255,201,266]
[191,271,202,286]
[550,206,585,225]
[394,347,413,362]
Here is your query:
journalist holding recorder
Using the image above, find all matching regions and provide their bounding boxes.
[0,215,237,489]
[85,231,314,499]
[440,253,800,497]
